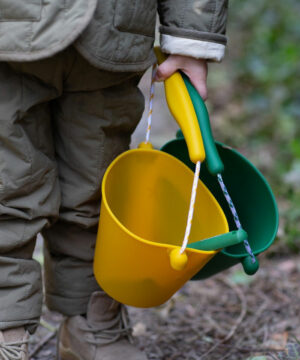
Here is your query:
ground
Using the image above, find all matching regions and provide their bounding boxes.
[29,72,299,360]
[29,253,300,360]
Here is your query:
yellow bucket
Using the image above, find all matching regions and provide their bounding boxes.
[94,49,229,307]
[94,149,228,307]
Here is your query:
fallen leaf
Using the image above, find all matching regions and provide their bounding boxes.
[132,322,147,336]
[264,332,288,350]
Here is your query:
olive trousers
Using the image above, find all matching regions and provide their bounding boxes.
[0,46,144,332]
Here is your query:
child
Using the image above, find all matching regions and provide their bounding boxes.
[0,0,228,359]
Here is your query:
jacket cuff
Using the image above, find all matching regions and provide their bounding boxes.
[160,26,227,46]
[160,34,226,62]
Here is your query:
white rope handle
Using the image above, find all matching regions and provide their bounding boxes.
[180,161,201,253]
[144,64,157,144]
[145,64,201,255]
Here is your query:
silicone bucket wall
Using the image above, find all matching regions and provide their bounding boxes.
[94,149,229,307]
[161,140,278,280]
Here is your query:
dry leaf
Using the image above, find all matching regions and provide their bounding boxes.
[264,332,288,350]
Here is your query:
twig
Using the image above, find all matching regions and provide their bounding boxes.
[221,278,247,341]
[29,330,57,359]
[40,319,57,333]
[199,278,247,359]
[267,352,281,360]
[215,342,283,354]
[202,313,228,336]
[263,324,269,344]
[219,350,235,360]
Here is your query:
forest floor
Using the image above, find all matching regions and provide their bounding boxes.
[29,252,300,360]
[29,71,300,360]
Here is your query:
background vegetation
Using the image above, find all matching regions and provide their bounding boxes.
[208,0,300,253]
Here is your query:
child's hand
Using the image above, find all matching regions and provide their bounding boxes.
[154,55,208,101]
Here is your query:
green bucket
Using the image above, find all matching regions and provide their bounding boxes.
[161,75,279,279]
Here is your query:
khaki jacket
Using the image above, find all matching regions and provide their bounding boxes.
[0,0,228,71]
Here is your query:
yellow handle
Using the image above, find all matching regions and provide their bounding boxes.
[154,47,205,163]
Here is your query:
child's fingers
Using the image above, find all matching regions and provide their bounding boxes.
[190,79,208,101]
[154,55,208,101]
[182,59,208,101]
[154,56,179,82]
[185,66,208,101]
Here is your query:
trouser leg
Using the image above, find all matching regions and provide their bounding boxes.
[43,49,145,315]
[0,62,61,332]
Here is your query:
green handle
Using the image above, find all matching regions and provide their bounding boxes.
[187,229,247,251]
[181,73,224,175]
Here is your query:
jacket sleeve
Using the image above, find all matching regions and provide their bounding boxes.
[157,0,228,62]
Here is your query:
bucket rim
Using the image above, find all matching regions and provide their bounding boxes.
[161,139,279,258]
[101,148,230,255]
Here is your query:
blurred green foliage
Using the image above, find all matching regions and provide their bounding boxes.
[208,0,300,252]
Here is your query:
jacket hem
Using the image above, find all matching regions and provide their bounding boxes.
[160,25,227,46]
[74,42,157,72]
